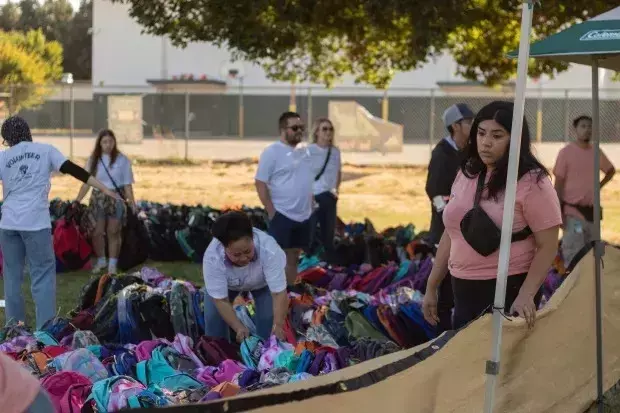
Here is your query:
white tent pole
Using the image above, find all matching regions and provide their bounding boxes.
[591,59,605,413]
[483,1,536,412]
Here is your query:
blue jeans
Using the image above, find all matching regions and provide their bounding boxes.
[0,228,56,329]
[309,192,338,255]
[204,286,273,341]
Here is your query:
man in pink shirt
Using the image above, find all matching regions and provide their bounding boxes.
[553,115,616,266]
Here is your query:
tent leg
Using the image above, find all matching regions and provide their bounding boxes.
[483,2,535,412]
[591,60,605,413]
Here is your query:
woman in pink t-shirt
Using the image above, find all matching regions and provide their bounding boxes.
[422,101,562,330]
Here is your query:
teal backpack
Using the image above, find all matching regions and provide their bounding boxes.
[135,347,204,393]
[88,375,169,411]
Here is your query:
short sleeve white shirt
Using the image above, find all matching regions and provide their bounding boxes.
[203,228,287,300]
[254,141,314,222]
[308,144,341,195]
[0,142,67,231]
[86,153,134,190]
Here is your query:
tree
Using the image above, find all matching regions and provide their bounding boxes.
[63,0,92,80]
[0,0,93,80]
[447,1,619,86]
[108,0,620,88]
[0,29,64,112]
[0,2,20,31]
[108,0,471,89]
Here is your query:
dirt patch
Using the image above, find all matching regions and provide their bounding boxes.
[39,162,620,242]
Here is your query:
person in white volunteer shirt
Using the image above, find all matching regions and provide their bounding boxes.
[307,117,341,257]
[75,129,136,274]
[255,111,314,286]
[0,116,119,328]
[203,211,288,342]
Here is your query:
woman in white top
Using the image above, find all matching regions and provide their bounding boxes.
[203,211,289,342]
[0,117,119,329]
[75,129,136,274]
[308,117,342,256]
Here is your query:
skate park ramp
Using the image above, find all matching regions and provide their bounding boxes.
[148,246,620,413]
[328,101,403,153]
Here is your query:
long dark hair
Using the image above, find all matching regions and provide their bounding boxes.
[460,101,548,200]
[89,129,120,175]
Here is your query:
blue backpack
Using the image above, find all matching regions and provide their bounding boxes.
[193,289,205,335]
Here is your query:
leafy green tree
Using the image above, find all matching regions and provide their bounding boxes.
[108,0,620,87]
[0,2,20,31]
[0,29,64,112]
[448,1,619,85]
[108,0,470,89]
[63,0,92,80]
[0,0,92,80]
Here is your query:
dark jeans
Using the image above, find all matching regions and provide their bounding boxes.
[451,273,542,330]
[309,191,338,255]
[268,212,312,250]
[436,272,454,334]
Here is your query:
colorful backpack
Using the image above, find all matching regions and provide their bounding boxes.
[59,382,93,413]
[135,347,205,393]
[194,336,241,366]
[169,282,199,341]
[240,336,265,370]
[53,216,93,271]
[88,375,169,411]
[41,371,92,412]
[19,349,53,377]
[52,348,109,383]
[34,330,59,346]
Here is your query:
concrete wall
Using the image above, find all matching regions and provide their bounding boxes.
[17,92,620,145]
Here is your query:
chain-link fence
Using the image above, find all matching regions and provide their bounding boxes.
[3,84,620,145]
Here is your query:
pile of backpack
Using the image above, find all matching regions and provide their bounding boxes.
[47,198,424,273]
[0,262,434,412]
[0,235,578,412]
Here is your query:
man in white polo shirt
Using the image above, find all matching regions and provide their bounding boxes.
[255,111,314,286]
[203,211,289,342]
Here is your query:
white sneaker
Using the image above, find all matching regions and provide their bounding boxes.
[92,260,107,274]
[108,265,117,275]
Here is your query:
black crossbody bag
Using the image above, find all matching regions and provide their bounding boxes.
[99,160,126,201]
[315,146,332,181]
[460,170,533,257]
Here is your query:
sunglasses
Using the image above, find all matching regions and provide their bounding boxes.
[287,125,305,132]
[321,126,334,132]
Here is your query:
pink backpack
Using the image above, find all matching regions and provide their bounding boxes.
[40,371,92,412]
[59,383,93,413]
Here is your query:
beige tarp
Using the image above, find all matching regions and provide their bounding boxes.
[215,247,620,413]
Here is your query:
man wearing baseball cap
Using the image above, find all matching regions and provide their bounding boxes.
[424,102,474,332]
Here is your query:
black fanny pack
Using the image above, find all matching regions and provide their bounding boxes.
[562,202,602,223]
[460,170,533,257]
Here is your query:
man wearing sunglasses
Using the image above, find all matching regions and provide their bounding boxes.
[255,111,314,287]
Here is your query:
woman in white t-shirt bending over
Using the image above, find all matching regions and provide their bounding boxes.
[75,129,136,274]
[308,117,341,256]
